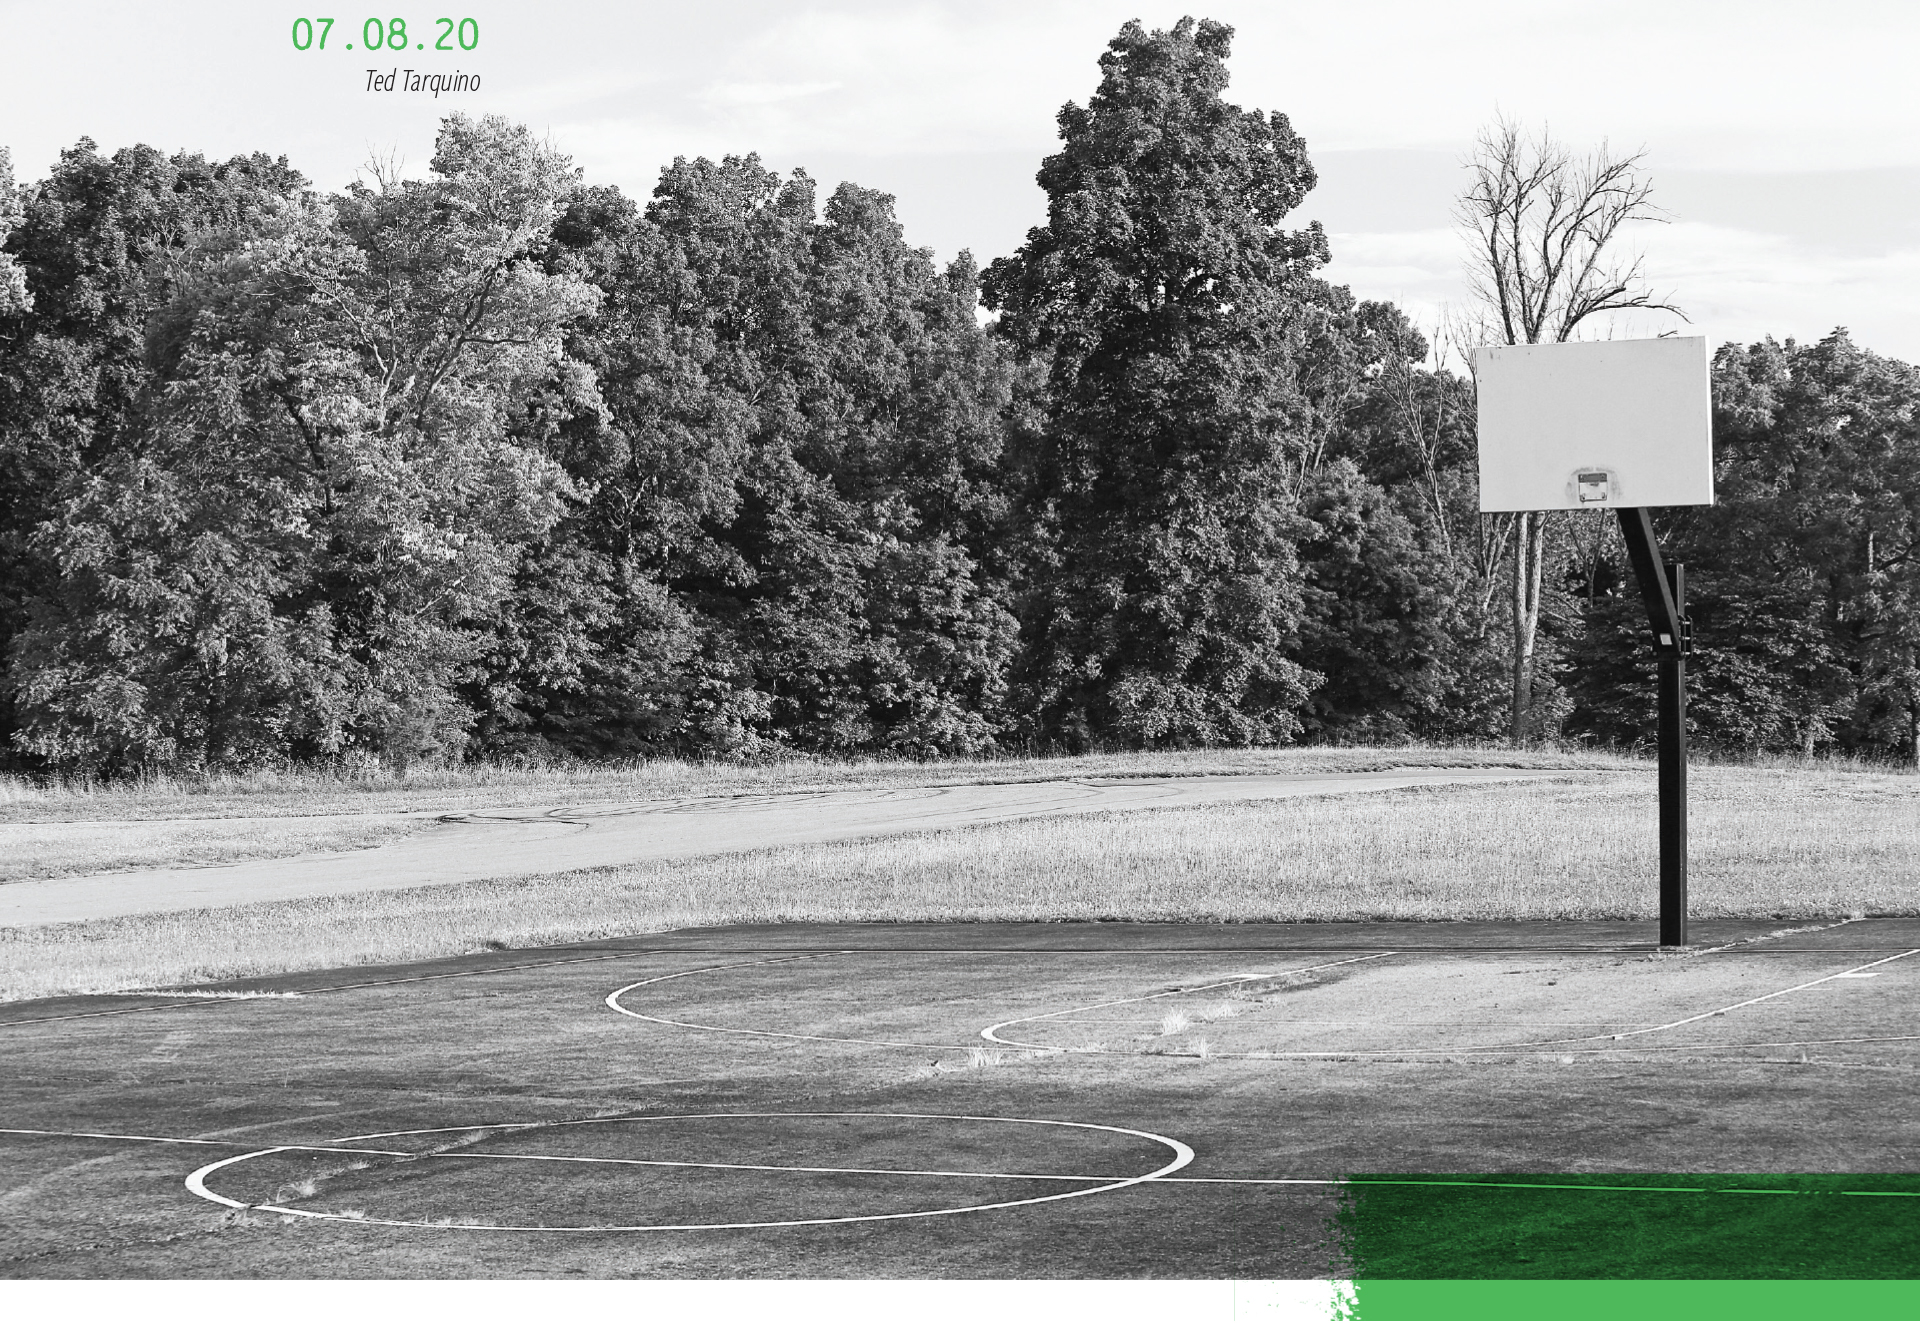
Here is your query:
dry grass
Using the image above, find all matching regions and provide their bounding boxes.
[0,745,1628,826]
[0,744,1622,882]
[0,814,417,882]
[2,764,1914,1001]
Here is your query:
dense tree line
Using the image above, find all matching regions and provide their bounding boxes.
[3,19,1917,773]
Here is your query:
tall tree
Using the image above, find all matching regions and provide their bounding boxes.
[1456,117,1679,743]
[0,142,310,764]
[510,154,1020,758]
[983,17,1331,748]
[1311,308,1520,743]
[8,116,600,773]
[0,147,28,317]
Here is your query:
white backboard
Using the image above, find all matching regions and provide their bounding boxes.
[1474,336,1713,512]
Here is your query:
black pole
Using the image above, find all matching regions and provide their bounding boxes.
[1659,563,1688,946]
[1615,508,1689,946]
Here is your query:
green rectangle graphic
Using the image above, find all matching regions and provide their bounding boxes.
[1336,1174,1920,1281]
[1345,1279,1920,1321]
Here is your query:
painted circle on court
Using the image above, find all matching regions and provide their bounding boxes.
[184,1111,1194,1232]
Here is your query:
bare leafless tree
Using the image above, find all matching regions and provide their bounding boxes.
[1457,116,1683,743]
[1459,117,1680,347]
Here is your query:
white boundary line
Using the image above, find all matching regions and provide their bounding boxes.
[1580,949,1920,1044]
[0,1126,271,1148]
[1690,917,1860,955]
[12,1124,1920,1205]
[4,1121,1202,1185]
[18,1124,1916,1196]
[0,948,666,1026]
[0,1123,1148,1183]
[980,949,1920,1061]
[182,1111,1195,1232]
[1341,947,1920,1060]
[605,956,984,1050]
[606,944,1918,1062]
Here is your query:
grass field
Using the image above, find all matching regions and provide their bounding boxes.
[3,762,1913,1001]
[0,745,1623,823]
[0,814,419,882]
[0,746,1618,881]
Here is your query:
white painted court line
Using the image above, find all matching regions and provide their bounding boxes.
[182,1112,1196,1233]
[0,1126,252,1149]
[0,948,668,1027]
[979,954,1399,1052]
[977,947,1920,1062]
[20,1123,1919,1210]
[1598,1033,1920,1051]
[604,955,985,1050]
[3,1123,1130,1182]
[599,941,1916,1064]
[1191,1032,1920,1060]
[8,1120,1178,1187]
[0,1126,418,1159]
[1174,948,1920,1060]
[0,1120,1323,1189]
[1690,917,1862,956]
[337,1151,1124,1182]
[1581,948,1919,1046]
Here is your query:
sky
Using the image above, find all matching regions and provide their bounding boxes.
[3,0,1919,359]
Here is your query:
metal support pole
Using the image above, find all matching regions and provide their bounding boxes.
[1658,562,1688,947]
[1615,508,1690,946]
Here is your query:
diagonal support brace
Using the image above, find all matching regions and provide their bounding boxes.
[1616,507,1687,654]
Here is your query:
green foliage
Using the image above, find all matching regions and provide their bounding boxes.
[1565,331,1920,760]
[8,117,596,772]
[484,152,1019,760]
[0,147,29,317]
[984,17,1332,748]
[6,21,1920,775]
[1296,460,1457,741]
[0,142,313,763]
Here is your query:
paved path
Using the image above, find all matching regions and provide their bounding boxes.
[0,768,1567,926]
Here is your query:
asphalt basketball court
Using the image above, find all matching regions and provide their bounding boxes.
[3,914,1914,1277]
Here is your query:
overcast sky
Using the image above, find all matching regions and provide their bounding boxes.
[4,0,1918,358]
